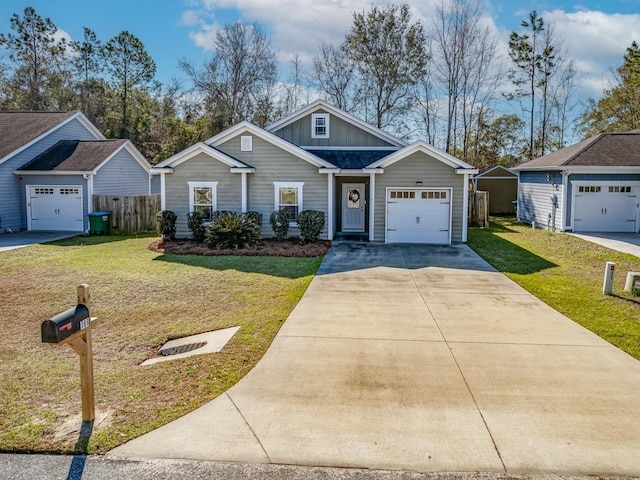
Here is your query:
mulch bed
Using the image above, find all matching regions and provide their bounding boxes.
[149,237,331,257]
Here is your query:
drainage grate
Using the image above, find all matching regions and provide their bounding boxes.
[159,341,207,356]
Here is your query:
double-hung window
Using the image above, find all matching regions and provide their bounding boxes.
[274,182,304,224]
[311,113,329,139]
[188,181,217,223]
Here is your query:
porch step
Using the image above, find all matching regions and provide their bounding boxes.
[334,231,369,242]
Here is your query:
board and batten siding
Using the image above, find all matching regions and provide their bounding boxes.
[1,118,101,231]
[517,171,564,231]
[217,134,329,238]
[165,152,242,237]
[374,152,465,243]
[19,175,88,230]
[93,149,150,196]
[271,109,394,148]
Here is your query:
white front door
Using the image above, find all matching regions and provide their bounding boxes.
[342,183,365,232]
[573,184,638,232]
[29,186,84,231]
[386,188,451,244]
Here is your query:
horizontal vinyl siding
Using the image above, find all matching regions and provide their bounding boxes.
[517,171,564,231]
[217,135,328,239]
[93,149,150,195]
[20,175,88,230]
[0,118,100,231]
[272,109,394,148]
[150,175,161,194]
[374,152,465,243]
[165,153,242,237]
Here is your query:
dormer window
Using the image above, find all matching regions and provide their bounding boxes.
[311,113,330,139]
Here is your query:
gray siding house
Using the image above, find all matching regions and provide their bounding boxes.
[515,132,640,233]
[155,100,477,244]
[0,111,155,233]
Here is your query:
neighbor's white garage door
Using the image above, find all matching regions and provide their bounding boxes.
[386,188,451,244]
[573,184,638,233]
[28,186,84,231]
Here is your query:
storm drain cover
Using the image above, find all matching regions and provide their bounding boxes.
[159,341,207,356]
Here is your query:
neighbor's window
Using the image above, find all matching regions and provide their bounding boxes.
[311,113,329,139]
[274,182,304,224]
[188,181,218,222]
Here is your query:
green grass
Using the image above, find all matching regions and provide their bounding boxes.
[468,217,640,359]
[0,234,321,454]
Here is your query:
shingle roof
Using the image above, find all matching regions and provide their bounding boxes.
[17,139,128,171]
[517,132,640,168]
[0,111,78,160]
[306,149,394,169]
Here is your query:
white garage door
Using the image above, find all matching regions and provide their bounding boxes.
[573,184,639,232]
[29,186,84,232]
[386,188,451,244]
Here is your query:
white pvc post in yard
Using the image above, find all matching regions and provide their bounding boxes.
[603,262,616,295]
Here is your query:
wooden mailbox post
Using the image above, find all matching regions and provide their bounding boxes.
[41,284,97,422]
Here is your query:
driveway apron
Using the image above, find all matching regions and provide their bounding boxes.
[109,243,640,476]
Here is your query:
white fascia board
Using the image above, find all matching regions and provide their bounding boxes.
[456,168,479,175]
[230,167,255,173]
[475,165,517,178]
[512,165,562,171]
[318,168,385,174]
[151,167,172,174]
[155,142,248,169]
[265,99,408,148]
[475,175,518,180]
[0,111,105,167]
[207,121,336,169]
[14,170,89,176]
[93,141,152,175]
[564,166,640,174]
[302,146,399,151]
[368,141,474,170]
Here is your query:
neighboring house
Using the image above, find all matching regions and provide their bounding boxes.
[154,100,477,244]
[514,131,640,232]
[472,165,518,215]
[0,111,155,233]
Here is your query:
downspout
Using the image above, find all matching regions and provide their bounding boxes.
[327,173,334,240]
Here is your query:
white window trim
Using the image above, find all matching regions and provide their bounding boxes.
[311,113,330,139]
[188,181,218,223]
[273,181,304,226]
[240,135,253,152]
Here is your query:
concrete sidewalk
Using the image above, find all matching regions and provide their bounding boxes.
[0,231,78,253]
[109,243,640,476]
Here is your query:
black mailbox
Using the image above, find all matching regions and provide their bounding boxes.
[41,304,90,344]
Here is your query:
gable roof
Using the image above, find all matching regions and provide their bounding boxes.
[474,165,517,178]
[15,139,151,174]
[367,141,476,172]
[515,132,640,169]
[155,142,253,170]
[265,99,408,148]
[205,121,336,169]
[309,149,393,169]
[0,111,105,165]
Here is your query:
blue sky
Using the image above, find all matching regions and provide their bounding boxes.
[1,0,640,99]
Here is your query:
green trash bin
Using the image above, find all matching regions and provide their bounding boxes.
[88,211,111,235]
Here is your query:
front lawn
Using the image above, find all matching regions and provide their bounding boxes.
[468,218,640,359]
[0,235,321,454]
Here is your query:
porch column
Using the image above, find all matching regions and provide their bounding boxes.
[241,172,248,213]
[369,172,376,242]
[86,175,94,216]
[160,173,166,210]
[462,173,470,242]
[327,173,334,240]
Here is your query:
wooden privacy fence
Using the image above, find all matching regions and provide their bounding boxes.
[92,195,161,234]
[468,191,489,228]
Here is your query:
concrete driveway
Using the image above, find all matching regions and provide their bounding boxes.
[571,232,640,258]
[0,231,78,253]
[109,243,640,476]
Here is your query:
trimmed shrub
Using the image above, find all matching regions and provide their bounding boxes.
[204,211,261,249]
[243,211,263,227]
[156,210,177,240]
[186,211,206,243]
[297,210,325,243]
[269,210,290,241]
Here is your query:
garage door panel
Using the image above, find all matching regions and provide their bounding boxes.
[386,189,451,244]
[29,186,84,232]
[573,185,638,233]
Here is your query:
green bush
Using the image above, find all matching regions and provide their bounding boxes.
[243,211,263,227]
[156,210,177,240]
[186,211,206,243]
[212,210,234,224]
[297,210,325,243]
[205,211,261,249]
[269,210,290,240]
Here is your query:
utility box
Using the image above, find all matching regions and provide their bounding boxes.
[88,211,111,235]
[624,272,640,293]
[41,304,90,344]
